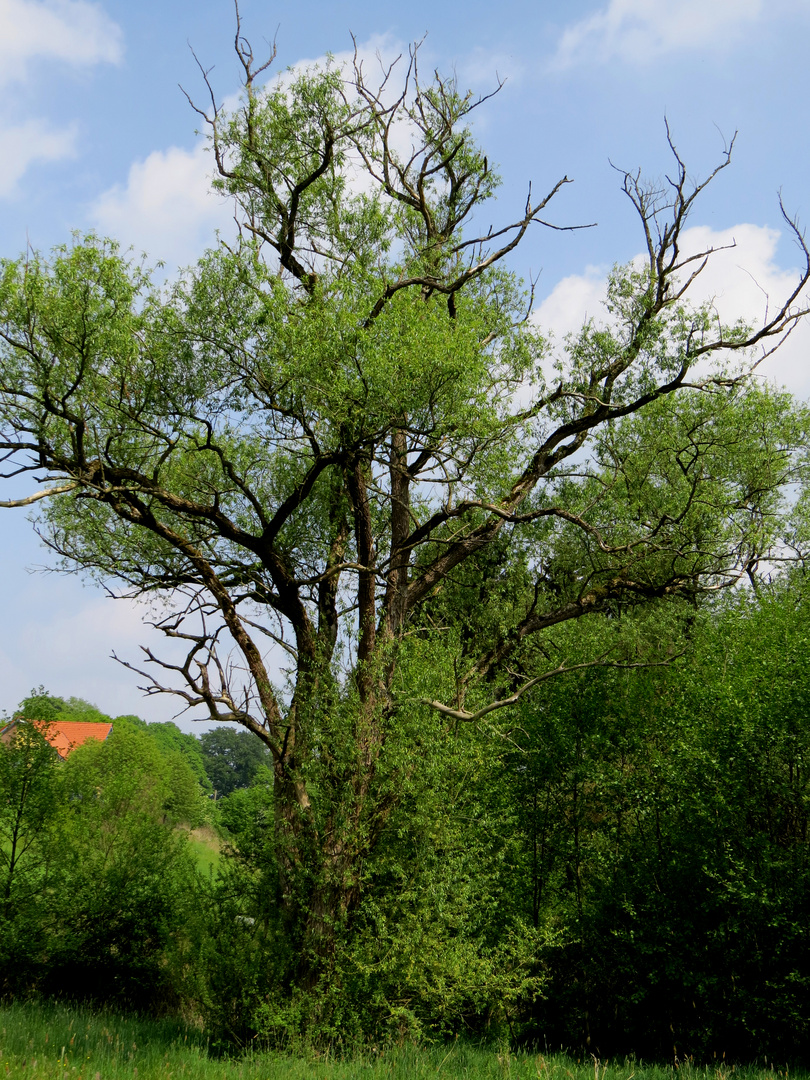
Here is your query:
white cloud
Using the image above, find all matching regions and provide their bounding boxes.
[553,0,763,68]
[0,117,77,196]
[534,264,610,341]
[280,33,401,84]
[0,0,122,87]
[673,223,810,398]
[90,143,237,268]
[0,0,121,197]
[534,222,810,399]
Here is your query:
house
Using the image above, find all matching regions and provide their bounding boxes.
[0,718,113,759]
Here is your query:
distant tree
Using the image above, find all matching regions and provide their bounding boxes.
[199,727,271,797]
[145,721,212,793]
[95,718,210,827]
[11,687,66,723]
[56,695,108,718]
[114,714,212,794]
[8,691,214,808]
[13,688,118,725]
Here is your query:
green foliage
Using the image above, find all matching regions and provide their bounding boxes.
[39,726,199,1007]
[137,719,213,794]
[9,692,212,826]
[200,727,272,798]
[0,694,210,1007]
[9,687,81,723]
[0,721,61,904]
[216,766,274,855]
[328,709,538,1043]
[0,719,63,992]
[506,583,810,1061]
[8,587,810,1058]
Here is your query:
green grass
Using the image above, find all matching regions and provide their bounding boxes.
[187,837,221,877]
[0,1001,805,1080]
[180,826,223,878]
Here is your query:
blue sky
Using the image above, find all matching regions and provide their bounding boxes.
[2,0,809,726]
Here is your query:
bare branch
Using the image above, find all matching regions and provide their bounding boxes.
[0,482,77,508]
[417,653,683,724]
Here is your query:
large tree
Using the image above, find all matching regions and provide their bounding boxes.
[199,725,272,797]
[1,25,809,988]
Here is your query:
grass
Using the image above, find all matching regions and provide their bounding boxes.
[179,825,223,878]
[0,1001,805,1080]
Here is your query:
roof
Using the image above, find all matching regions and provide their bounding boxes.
[0,718,113,759]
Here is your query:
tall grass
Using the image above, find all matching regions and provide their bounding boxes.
[177,825,222,878]
[0,1001,804,1080]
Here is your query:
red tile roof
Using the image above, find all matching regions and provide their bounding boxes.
[0,719,113,758]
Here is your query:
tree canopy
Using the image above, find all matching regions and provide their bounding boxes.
[1,30,809,994]
[199,726,272,797]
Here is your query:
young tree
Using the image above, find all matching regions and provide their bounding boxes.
[1,24,809,991]
[0,719,61,915]
[0,715,63,995]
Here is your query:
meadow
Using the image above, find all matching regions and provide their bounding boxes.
[0,1002,802,1080]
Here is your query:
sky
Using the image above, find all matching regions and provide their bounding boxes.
[1,0,809,728]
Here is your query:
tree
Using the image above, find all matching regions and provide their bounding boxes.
[118,714,213,795]
[0,718,61,915]
[11,687,73,724]
[1,23,809,996]
[200,725,272,797]
[0,716,63,996]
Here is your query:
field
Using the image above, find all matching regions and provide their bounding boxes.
[182,825,223,877]
[0,1002,803,1080]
